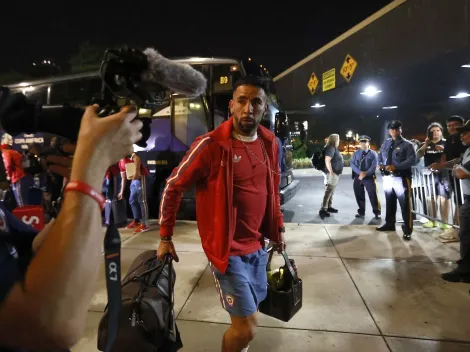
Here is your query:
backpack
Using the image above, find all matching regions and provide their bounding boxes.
[311,148,326,170]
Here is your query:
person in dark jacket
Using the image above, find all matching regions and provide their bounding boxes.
[350,135,381,219]
[376,120,417,240]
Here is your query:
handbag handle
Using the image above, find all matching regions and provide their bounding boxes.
[266,245,299,283]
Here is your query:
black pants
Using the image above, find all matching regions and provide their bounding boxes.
[383,175,413,234]
[459,198,470,270]
[353,176,381,216]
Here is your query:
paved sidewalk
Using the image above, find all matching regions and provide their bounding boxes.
[72,221,470,352]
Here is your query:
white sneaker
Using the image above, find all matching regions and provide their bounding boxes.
[439,228,459,243]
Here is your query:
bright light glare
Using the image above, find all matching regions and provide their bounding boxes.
[360,86,382,96]
[461,64,470,68]
[22,86,35,94]
[311,103,325,108]
[346,130,353,138]
[383,106,398,109]
[450,92,470,99]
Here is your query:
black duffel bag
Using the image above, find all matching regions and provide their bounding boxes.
[97,250,183,351]
[258,248,302,322]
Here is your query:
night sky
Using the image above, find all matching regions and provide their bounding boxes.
[2,1,392,77]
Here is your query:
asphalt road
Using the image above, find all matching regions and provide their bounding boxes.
[283,167,404,225]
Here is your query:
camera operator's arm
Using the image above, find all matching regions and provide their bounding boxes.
[0,105,142,350]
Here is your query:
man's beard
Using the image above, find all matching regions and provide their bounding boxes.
[236,117,259,134]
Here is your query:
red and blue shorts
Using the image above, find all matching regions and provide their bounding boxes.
[210,248,268,317]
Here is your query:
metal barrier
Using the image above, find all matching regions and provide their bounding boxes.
[411,166,463,229]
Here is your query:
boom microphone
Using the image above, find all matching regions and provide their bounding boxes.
[142,48,207,97]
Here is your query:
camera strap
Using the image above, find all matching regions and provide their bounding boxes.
[103,216,122,352]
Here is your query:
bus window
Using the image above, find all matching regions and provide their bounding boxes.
[50,77,102,106]
[212,93,231,128]
[172,95,208,147]
[22,85,49,105]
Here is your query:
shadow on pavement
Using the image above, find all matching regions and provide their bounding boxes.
[281,209,295,223]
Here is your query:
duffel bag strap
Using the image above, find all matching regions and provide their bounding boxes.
[103,214,122,352]
[167,257,177,342]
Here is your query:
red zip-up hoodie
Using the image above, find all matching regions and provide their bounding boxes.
[1,145,25,184]
[159,117,284,273]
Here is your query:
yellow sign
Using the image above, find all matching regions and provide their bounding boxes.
[220,76,229,84]
[340,54,358,82]
[322,68,336,92]
[307,72,319,95]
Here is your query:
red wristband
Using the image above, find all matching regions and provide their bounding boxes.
[63,180,106,210]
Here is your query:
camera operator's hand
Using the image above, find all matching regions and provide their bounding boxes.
[71,105,142,189]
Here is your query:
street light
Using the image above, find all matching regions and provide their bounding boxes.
[360,85,382,97]
[345,131,354,155]
[311,103,325,108]
[450,92,470,99]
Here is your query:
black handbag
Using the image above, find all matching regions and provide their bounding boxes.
[97,250,183,351]
[258,249,302,322]
[104,198,128,228]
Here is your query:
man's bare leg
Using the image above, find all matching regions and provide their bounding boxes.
[222,313,257,352]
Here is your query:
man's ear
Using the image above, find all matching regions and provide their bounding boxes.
[229,99,234,115]
[264,103,269,114]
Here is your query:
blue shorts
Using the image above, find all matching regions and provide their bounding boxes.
[210,248,268,317]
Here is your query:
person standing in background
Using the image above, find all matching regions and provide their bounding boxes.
[429,116,468,243]
[319,133,343,220]
[1,142,27,207]
[350,135,381,219]
[118,152,150,233]
[40,137,65,218]
[441,120,470,283]
[104,162,121,226]
[416,122,452,233]
[376,120,416,240]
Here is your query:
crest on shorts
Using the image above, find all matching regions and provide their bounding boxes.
[225,294,235,306]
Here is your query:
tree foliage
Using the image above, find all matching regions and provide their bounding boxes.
[0,70,29,85]
[69,41,105,73]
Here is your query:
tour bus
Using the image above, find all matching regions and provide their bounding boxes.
[6,57,300,219]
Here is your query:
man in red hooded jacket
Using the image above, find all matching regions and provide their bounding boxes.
[157,76,285,352]
[1,144,27,207]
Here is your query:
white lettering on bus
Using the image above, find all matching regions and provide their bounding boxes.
[14,137,44,144]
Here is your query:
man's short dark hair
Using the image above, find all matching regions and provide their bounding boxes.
[446,115,465,125]
[233,75,268,94]
[427,122,443,133]
[409,139,421,148]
